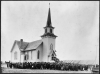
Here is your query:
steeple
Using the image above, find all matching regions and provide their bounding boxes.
[41,3,57,38]
[46,3,52,27]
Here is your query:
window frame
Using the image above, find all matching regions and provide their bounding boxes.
[14,51,17,60]
[50,29,52,33]
[45,29,47,33]
[37,50,40,59]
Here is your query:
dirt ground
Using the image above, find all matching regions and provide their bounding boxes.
[2,67,97,73]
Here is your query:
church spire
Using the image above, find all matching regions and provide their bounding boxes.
[46,3,52,27]
[41,3,57,38]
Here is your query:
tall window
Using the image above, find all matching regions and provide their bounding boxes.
[27,52,29,60]
[14,51,17,60]
[50,29,52,33]
[37,50,40,59]
[45,29,47,33]
[32,51,33,60]
[31,51,32,59]
[24,55,27,60]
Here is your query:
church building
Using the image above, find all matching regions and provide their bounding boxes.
[10,5,57,63]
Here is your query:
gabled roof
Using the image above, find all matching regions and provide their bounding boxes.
[16,40,29,50]
[24,40,43,51]
[11,40,43,52]
[10,40,29,52]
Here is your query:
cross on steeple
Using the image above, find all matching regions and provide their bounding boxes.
[49,3,50,8]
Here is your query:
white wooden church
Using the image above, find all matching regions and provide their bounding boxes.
[10,6,58,63]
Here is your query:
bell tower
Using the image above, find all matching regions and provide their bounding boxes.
[41,3,57,62]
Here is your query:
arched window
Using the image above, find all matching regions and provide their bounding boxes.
[50,44,53,50]
[37,50,40,59]
[14,51,17,60]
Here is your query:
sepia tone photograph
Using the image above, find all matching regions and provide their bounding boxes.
[1,1,99,73]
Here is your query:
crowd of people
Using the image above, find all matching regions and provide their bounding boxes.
[7,62,89,71]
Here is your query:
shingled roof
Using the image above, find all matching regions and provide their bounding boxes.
[11,40,43,52]
[24,40,43,51]
[17,40,29,50]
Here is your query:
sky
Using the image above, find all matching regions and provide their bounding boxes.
[1,1,99,64]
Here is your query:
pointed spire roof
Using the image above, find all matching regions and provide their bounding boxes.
[47,7,51,27]
[45,3,54,28]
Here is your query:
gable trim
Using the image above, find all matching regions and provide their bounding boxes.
[10,40,16,52]
[10,40,20,52]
